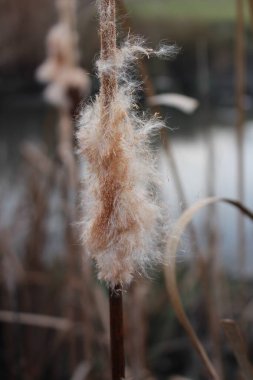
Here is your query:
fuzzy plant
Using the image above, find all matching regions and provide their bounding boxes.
[77,1,176,378]
[77,0,175,288]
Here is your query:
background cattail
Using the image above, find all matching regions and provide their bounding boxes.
[37,0,91,196]
[36,0,90,110]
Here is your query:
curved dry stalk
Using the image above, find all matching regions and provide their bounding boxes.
[164,197,253,380]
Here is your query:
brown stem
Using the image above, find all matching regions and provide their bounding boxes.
[100,0,117,109]
[109,285,125,380]
[236,0,246,271]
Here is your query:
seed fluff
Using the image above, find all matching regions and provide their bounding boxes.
[77,2,176,287]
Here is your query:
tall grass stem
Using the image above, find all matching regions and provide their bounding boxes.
[236,0,246,271]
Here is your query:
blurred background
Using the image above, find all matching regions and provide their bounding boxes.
[0,0,253,379]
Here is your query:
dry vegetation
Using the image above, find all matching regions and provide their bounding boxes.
[1,1,253,380]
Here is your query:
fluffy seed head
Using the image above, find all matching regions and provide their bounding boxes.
[36,0,90,109]
[77,35,176,287]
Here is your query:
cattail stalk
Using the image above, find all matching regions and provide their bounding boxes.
[109,285,125,380]
[37,0,91,370]
[100,0,117,103]
[100,1,125,378]
[78,0,175,374]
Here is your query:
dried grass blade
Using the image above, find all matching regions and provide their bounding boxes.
[148,94,199,114]
[164,196,253,380]
[0,310,73,331]
[221,319,253,380]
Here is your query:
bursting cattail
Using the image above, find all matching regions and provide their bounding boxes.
[77,0,175,287]
[36,0,90,110]
[36,0,90,190]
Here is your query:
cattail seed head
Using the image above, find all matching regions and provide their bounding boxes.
[77,0,175,287]
[36,0,90,109]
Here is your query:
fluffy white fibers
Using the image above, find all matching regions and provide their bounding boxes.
[77,16,176,287]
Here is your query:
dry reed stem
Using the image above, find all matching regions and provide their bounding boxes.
[204,133,224,377]
[236,0,246,271]
[164,197,253,380]
[37,1,90,367]
[125,281,150,378]
[200,259,224,379]
[221,319,253,380]
[24,164,50,269]
[58,108,77,189]
[205,129,224,378]
[56,0,78,41]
